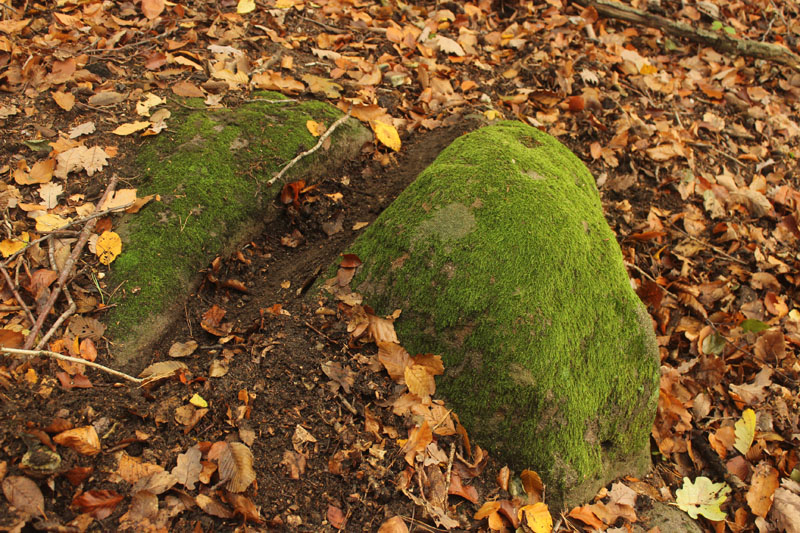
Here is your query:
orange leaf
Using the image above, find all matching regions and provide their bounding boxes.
[568,505,604,529]
[746,462,779,517]
[53,426,101,456]
[404,364,435,399]
[72,489,123,520]
[401,421,432,465]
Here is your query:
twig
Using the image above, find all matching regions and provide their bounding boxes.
[267,107,353,186]
[1,201,135,266]
[443,442,456,496]
[38,238,77,349]
[665,220,747,265]
[86,27,178,54]
[0,265,35,327]
[24,176,120,349]
[0,347,143,383]
[243,98,298,104]
[300,15,349,34]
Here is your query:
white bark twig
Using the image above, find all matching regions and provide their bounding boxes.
[267,108,353,186]
[24,176,120,349]
[0,347,143,383]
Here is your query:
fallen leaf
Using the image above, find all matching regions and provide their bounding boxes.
[372,120,401,151]
[172,445,202,490]
[196,493,234,519]
[53,426,101,456]
[95,231,122,265]
[169,340,198,358]
[747,462,779,518]
[218,442,255,493]
[72,489,123,519]
[327,504,347,529]
[378,516,409,533]
[734,408,756,455]
[675,476,730,521]
[112,121,151,136]
[2,476,44,517]
[518,502,552,533]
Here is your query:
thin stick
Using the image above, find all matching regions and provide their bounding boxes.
[243,98,298,104]
[0,347,142,383]
[0,265,35,327]
[443,442,456,496]
[1,201,134,266]
[267,108,353,186]
[666,221,747,265]
[24,176,120,349]
[37,289,75,350]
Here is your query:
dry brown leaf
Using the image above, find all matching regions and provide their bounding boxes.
[368,314,398,343]
[172,445,202,490]
[378,516,409,533]
[53,426,101,456]
[770,480,800,533]
[377,341,411,382]
[116,452,164,485]
[72,489,123,520]
[218,442,255,493]
[168,340,198,358]
[226,491,264,523]
[138,360,188,385]
[196,493,234,519]
[2,476,44,517]
[405,364,435,399]
[402,421,432,466]
[747,462,779,518]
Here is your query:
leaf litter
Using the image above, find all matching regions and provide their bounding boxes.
[0,0,798,531]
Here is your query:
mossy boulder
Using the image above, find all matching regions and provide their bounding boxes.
[108,94,371,369]
[345,121,660,507]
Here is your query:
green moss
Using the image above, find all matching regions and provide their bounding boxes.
[347,121,659,506]
[108,93,370,364]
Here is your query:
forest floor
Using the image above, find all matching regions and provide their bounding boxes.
[0,1,799,532]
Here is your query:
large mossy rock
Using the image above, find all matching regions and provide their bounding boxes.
[108,94,371,369]
[346,121,660,507]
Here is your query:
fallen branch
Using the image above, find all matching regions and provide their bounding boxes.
[24,176,120,349]
[0,265,35,327]
[0,347,143,384]
[267,107,353,186]
[573,0,800,72]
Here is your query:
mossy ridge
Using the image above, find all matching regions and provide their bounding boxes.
[108,93,366,364]
[348,121,659,505]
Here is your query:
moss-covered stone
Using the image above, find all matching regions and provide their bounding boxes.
[344,121,660,507]
[108,93,371,369]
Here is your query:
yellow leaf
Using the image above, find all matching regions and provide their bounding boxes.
[518,503,552,533]
[372,121,401,151]
[35,213,72,232]
[404,364,435,399]
[112,121,151,136]
[0,233,29,258]
[237,0,255,13]
[189,394,208,408]
[734,408,756,455]
[306,120,325,137]
[484,109,502,121]
[96,231,122,265]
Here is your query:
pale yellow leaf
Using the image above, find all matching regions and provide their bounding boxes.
[518,502,553,533]
[112,121,151,136]
[35,213,71,232]
[237,0,255,13]
[98,189,137,211]
[372,121,401,151]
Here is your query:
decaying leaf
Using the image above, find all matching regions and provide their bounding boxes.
[72,489,123,519]
[138,360,188,386]
[2,476,44,517]
[53,426,101,456]
[172,445,202,490]
[218,442,255,493]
